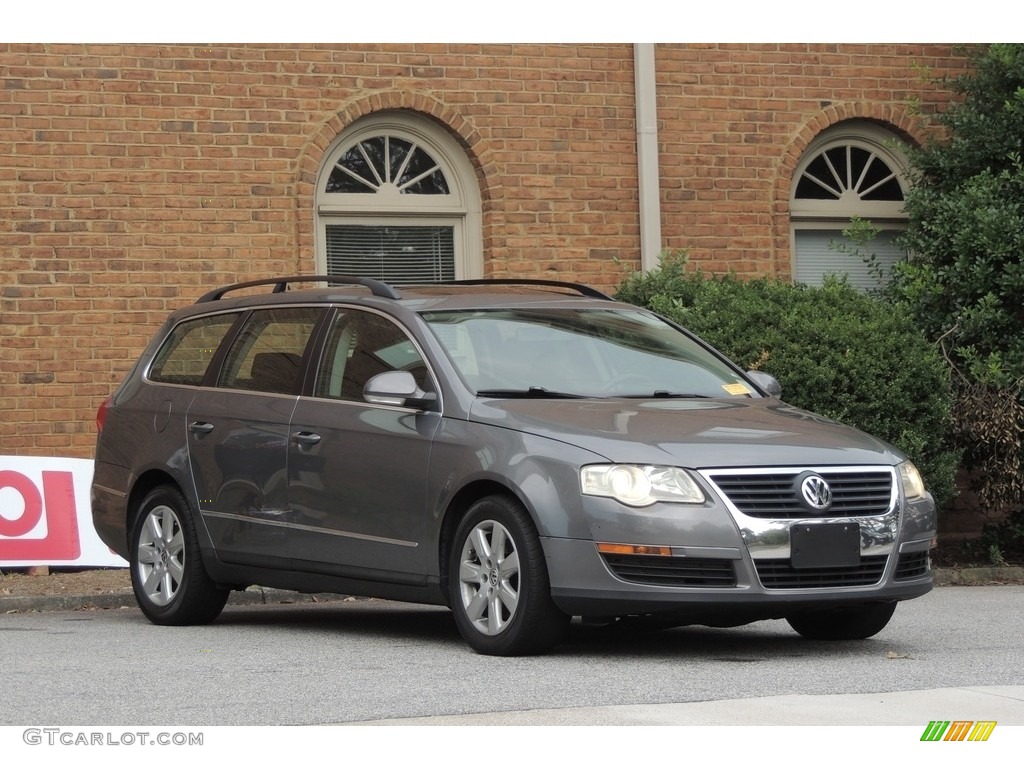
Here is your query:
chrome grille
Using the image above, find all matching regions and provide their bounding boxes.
[706,469,894,519]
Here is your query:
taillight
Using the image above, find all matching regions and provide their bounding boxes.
[96,395,113,433]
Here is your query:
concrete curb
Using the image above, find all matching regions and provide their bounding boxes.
[933,566,1024,586]
[0,587,354,614]
[1,567,1021,615]
[342,685,1024,726]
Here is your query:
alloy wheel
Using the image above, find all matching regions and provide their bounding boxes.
[135,504,185,607]
[456,519,521,636]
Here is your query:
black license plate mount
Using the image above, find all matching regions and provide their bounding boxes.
[790,523,861,569]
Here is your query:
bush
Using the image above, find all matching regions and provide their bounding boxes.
[978,508,1024,566]
[891,44,1024,388]
[886,44,1024,523]
[949,378,1024,512]
[617,254,959,508]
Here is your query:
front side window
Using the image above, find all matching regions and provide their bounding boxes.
[424,308,755,399]
[217,308,321,394]
[149,313,241,386]
[315,309,432,402]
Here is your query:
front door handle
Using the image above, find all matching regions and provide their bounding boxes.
[291,431,321,446]
[188,421,214,434]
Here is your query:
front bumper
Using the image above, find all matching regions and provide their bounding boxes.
[542,466,936,619]
[544,535,933,618]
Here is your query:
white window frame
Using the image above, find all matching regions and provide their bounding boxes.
[315,112,482,280]
[790,121,911,287]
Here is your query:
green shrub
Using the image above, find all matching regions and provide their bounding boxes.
[978,507,1024,566]
[890,45,1024,389]
[885,44,1024,524]
[617,254,959,508]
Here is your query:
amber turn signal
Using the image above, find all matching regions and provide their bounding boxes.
[596,542,672,557]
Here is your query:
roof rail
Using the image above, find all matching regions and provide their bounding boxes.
[195,275,402,303]
[432,279,613,300]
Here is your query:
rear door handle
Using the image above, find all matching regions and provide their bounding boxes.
[188,421,214,434]
[291,431,321,446]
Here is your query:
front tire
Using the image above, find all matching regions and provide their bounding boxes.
[449,495,569,656]
[787,602,896,640]
[130,486,228,625]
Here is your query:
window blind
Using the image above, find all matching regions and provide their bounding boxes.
[326,224,456,284]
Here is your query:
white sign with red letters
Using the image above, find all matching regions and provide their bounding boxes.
[0,456,127,567]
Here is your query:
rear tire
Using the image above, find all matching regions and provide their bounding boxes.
[448,495,569,656]
[787,602,896,640]
[130,486,228,625]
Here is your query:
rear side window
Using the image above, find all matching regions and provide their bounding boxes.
[149,313,241,386]
[218,307,322,394]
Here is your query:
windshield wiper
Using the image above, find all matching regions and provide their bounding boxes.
[618,391,711,399]
[476,387,587,399]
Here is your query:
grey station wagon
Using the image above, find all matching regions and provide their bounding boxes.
[91,276,936,655]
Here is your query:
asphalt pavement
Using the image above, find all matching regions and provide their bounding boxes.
[3,567,1022,727]
[2,564,1019,614]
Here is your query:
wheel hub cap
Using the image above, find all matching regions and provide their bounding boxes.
[135,504,185,607]
[457,519,521,636]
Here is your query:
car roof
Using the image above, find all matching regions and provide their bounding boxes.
[180,276,621,316]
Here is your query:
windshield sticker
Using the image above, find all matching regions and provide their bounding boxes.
[722,383,753,396]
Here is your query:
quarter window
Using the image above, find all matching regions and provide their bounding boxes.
[149,313,241,386]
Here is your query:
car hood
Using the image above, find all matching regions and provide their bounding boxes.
[468,397,901,468]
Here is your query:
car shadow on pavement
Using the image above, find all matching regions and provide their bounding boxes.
[193,599,907,660]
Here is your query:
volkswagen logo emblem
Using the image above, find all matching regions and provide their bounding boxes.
[800,474,833,512]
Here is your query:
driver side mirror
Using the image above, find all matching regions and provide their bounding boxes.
[364,371,438,411]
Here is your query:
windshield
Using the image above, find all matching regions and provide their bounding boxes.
[422,307,759,399]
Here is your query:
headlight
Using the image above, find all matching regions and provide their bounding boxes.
[580,465,705,507]
[898,461,926,500]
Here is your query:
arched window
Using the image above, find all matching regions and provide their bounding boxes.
[791,121,910,290]
[315,112,482,284]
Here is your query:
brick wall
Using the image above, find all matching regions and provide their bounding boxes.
[654,43,969,276]
[0,43,972,457]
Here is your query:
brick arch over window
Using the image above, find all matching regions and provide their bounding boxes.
[294,93,495,275]
[771,103,925,281]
